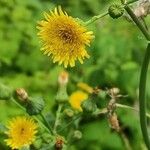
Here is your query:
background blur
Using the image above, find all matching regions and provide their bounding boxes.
[0,0,150,149]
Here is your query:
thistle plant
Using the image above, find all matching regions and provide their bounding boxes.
[0,0,150,149]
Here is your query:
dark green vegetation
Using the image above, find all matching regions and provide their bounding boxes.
[0,0,150,149]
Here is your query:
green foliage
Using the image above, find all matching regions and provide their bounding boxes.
[0,0,150,149]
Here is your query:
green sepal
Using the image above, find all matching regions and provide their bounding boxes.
[55,85,68,103]
[26,97,45,115]
[81,98,97,113]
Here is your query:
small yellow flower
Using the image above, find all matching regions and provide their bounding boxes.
[77,82,93,94]
[5,116,38,149]
[37,6,94,68]
[69,91,88,111]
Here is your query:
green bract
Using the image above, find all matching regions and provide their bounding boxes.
[108,4,124,19]
[26,97,45,115]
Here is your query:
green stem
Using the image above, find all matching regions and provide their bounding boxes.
[119,131,132,150]
[124,5,150,41]
[39,113,54,135]
[85,12,109,26]
[139,43,150,149]
[53,104,63,134]
[58,114,81,133]
[123,3,150,149]
[116,103,150,118]
[11,98,51,134]
[126,0,138,5]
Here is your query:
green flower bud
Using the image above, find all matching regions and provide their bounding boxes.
[56,71,69,103]
[0,84,12,100]
[64,108,74,117]
[26,97,45,115]
[73,130,82,139]
[81,99,97,113]
[108,4,124,19]
[55,85,68,103]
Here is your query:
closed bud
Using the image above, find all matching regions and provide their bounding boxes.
[15,88,28,102]
[58,71,69,86]
[26,97,45,115]
[64,109,74,117]
[55,136,65,150]
[0,84,12,100]
[81,99,97,113]
[73,130,82,139]
[108,4,124,19]
[56,71,69,103]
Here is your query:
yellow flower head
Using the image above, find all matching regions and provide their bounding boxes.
[37,6,94,68]
[77,82,93,94]
[5,116,38,149]
[69,91,88,111]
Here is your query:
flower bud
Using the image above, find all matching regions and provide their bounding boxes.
[26,97,45,115]
[73,130,82,139]
[56,71,69,103]
[77,82,93,94]
[108,4,124,19]
[15,88,28,102]
[55,136,65,150]
[81,99,97,113]
[0,84,12,100]
[64,109,74,117]
[58,71,69,86]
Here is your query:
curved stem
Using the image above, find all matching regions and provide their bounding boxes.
[139,43,150,149]
[123,3,150,148]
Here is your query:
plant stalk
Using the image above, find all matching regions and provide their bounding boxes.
[85,12,109,26]
[124,5,150,41]
[123,3,150,149]
[39,113,54,135]
[139,43,150,149]
[53,104,63,134]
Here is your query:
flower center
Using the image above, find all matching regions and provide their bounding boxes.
[20,127,25,135]
[58,29,75,43]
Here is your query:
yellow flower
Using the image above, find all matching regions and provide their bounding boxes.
[69,91,88,111]
[77,82,93,94]
[37,6,94,68]
[5,116,38,149]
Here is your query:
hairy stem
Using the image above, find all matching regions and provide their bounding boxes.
[53,104,63,134]
[85,12,109,26]
[124,5,150,40]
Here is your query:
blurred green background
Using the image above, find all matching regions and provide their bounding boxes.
[0,0,150,149]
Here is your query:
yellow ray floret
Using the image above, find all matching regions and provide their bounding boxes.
[5,116,38,149]
[37,6,94,68]
[69,91,88,111]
